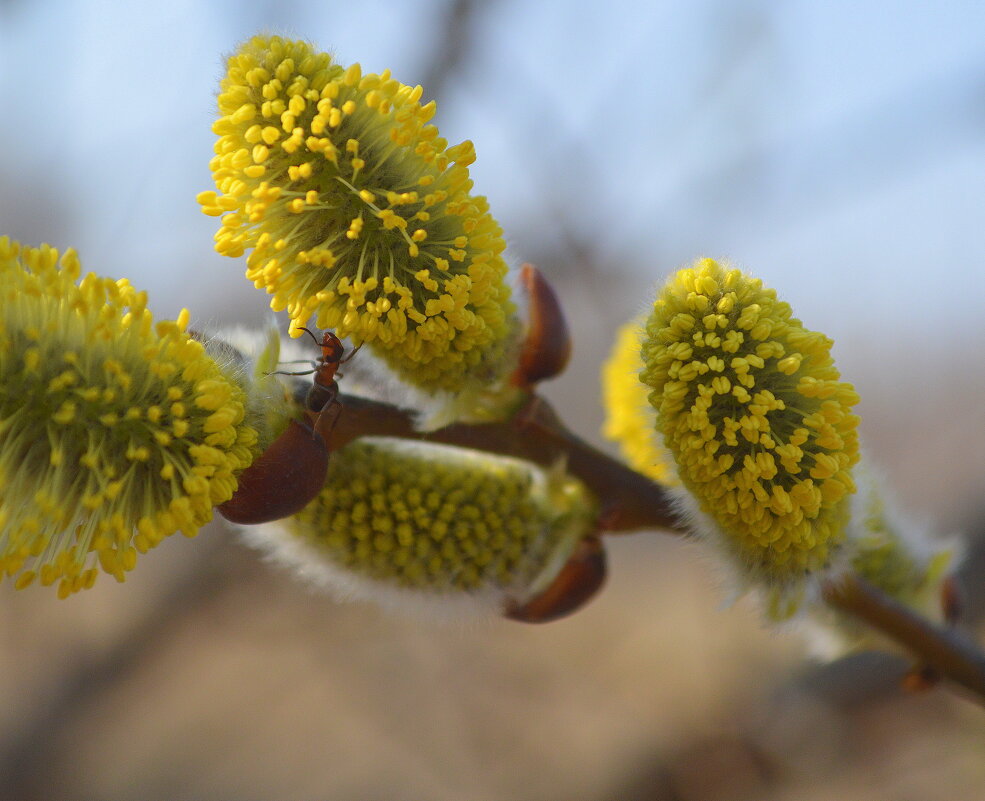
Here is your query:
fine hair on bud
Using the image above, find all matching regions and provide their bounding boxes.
[804,456,957,654]
[241,437,596,622]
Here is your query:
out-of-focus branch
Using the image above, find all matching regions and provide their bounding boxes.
[822,575,985,704]
[0,534,245,800]
[416,0,488,105]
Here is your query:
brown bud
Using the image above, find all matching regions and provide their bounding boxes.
[901,664,940,694]
[218,419,329,524]
[504,535,607,623]
[511,264,572,388]
[941,575,963,625]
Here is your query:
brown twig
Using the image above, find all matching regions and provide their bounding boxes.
[822,574,985,704]
[308,391,680,533]
[300,388,985,704]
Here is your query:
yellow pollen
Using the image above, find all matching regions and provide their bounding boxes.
[200,35,516,392]
[640,258,860,590]
[0,238,259,597]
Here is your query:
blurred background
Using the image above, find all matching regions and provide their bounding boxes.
[2,0,985,798]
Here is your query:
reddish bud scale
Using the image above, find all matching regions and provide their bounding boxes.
[220,329,349,525]
[219,420,329,524]
[511,264,572,388]
[941,575,963,625]
[901,664,941,694]
[505,535,607,623]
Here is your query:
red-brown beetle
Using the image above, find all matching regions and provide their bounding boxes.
[217,329,354,525]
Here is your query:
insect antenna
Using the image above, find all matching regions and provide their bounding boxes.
[297,327,321,345]
[266,367,317,377]
[340,343,363,365]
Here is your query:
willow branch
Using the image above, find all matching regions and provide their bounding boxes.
[304,391,680,533]
[303,389,985,703]
[822,574,985,704]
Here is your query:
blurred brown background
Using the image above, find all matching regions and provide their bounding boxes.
[2,0,985,798]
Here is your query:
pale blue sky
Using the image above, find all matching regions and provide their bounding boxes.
[1,0,983,345]
[1,0,984,518]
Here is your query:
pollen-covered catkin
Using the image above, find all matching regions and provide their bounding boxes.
[0,237,259,596]
[199,35,517,393]
[640,258,860,602]
[244,437,596,618]
[601,317,674,484]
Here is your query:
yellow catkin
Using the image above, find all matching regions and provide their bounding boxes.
[290,438,594,597]
[200,35,516,392]
[641,258,861,591]
[601,317,674,484]
[0,237,259,596]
